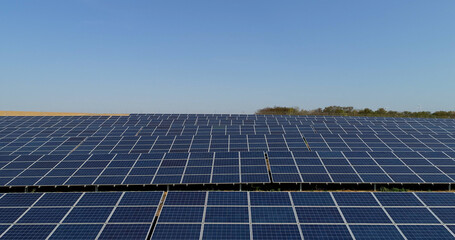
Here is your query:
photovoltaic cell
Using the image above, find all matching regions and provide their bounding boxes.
[333,192,378,206]
[165,192,206,206]
[158,206,204,223]
[207,192,248,206]
[252,224,301,240]
[386,208,439,223]
[291,192,335,206]
[250,192,291,206]
[98,224,152,240]
[251,207,296,223]
[152,224,201,240]
[341,207,391,223]
[350,225,404,240]
[301,225,352,240]
[399,225,454,240]
[202,224,250,240]
[295,207,343,223]
[49,224,103,240]
[0,225,56,240]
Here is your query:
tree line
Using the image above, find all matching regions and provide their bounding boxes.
[256,106,455,119]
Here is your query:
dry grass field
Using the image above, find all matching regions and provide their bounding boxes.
[0,111,128,116]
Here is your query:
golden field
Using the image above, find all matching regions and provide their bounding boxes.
[0,111,128,116]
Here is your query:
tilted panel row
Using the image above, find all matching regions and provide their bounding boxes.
[0,191,163,240]
[151,191,455,240]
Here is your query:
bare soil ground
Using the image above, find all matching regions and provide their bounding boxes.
[0,111,128,116]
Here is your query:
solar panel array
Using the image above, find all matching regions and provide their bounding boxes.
[2,191,455,239]
[152,191,455,240]
[0,152,270,186]
[0,191,163,239]
[268,151,455,183]
[2,114,455,239]
[1,114,455,186]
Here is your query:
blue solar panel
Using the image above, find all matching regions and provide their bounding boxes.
[0,193,42,207]
[49,224,103,240]
[272,174,302,182]
[123,176,154,184]
[152,224,201,240]
[251,207,296,223]
[1,225,56,240]
[350,225,404,240]
[98,224,152,240]
[295,207,343,223]
[109,207,157,223]
[360,174,393,182]
[205,207,249,223]
[242,174,270,183]
[202,224,250,240]
[0,208,27,223]
[182,175,211,184]
[18,207,70,223]
[207,192,248,206]
[416,193,455,206]
[165,192,206,205]
[350,166,384,174]
[301,225,352,240]
[211,174,240,183]
[159,206,204,222]
[120,192,163,206]
[252,224,301,240]
[301,173,332,182]
[430,208,455,224]
[399,225,454,240]
[389,174,423,183]
[63,207,114,223]
[77,192,122,206]
[374,192,423,206]
[386,207,439,223]
[341,207,391,223]
[250,192,291,206]
[291,192,335,206]
[333,192,378,206]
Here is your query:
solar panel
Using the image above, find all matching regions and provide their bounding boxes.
[98,224,152,240]
[341,207,391,223]
[291,192,335,206]
[159,206,204,223]
[205,207,249,223]
[374,192,423,206]
[252,224,302,240]
[0,208,27,223]
[165,192,206,206]
[430,208,455,224]
[301,225,352,240]
[202,224,250,240]
[109,207,157,223]
[207,192,248,206]
[49,224,103,240]
[386,208,439,223]
[416,193,455,206]
[0,191,162,240]
[398,225,454,240]
[295,207,343,223]
[250,192,291,206]
[152,224,201,240]
[251,207,296,223]
[1,225,56,240]
[332,192,378,206]
[349,225,404,240]
[18,207,70,223]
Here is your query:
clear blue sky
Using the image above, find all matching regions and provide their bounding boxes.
[1,1,454,114]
